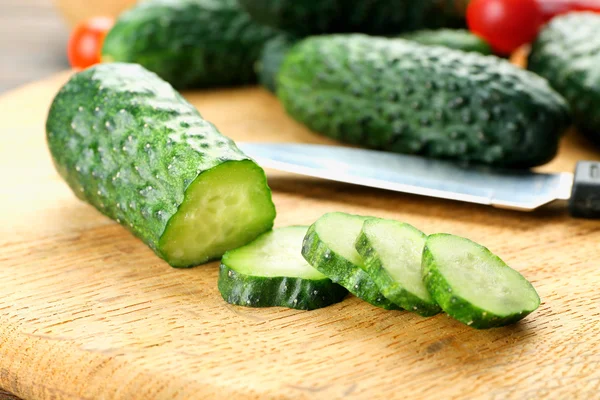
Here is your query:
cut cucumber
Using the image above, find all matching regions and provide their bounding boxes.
[423,234,541,329]
[301,213,400,310]
[219,226,348,310]
[355,219,441,317]
[46,63,276,268]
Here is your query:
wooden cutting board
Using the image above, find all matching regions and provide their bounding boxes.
[1,73,599,400]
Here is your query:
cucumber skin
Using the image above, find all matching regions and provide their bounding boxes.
[528,12,600,145]
[46,63,275,267]
[239,0,467,36]
[355,228,441,317]
[218,264,348,310]
[399,29,492,55]
[301,224,401,310]
[278,35,570,168]
[422,234,540,329]
[102,0,279,89]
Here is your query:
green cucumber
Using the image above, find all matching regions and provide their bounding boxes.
[219,226,348,310]
[102,0,279,89]
[278,34,570,168]
[422,234,540,329]
[399,29,492,55]
[238,0,467,36]
[301,213,400,310]
[528,12,600,145]
[46,63,276,268]
[355,219,441,317]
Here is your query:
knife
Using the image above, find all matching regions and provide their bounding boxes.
[237,143,600,219]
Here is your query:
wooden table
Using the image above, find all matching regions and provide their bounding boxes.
[0,70,599,399]
[1,2,68,397]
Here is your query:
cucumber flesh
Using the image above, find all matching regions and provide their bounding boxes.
[355,219,441,317]
[423,234,540,329]
[160,161,276,267]
[302,212,400,310]
[219,226,348,310]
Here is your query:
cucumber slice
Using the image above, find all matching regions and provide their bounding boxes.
[219,226,348,310]
[423,234,541,329]
[355,219,441,317]
[301,212,400,310]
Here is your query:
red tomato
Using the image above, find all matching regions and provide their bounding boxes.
[537,0,600,21]
[467,0,544,55]
[67,16,115,70]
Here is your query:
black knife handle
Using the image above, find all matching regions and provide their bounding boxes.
[569,161,600,219]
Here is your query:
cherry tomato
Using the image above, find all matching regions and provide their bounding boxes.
[537,0,600,21]
[467,0,544,55]
[68,16,115,70]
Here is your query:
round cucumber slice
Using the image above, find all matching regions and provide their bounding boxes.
[423,234,541,329]
[218,226,348,310]
[355,218,441,317]
[301,212,401,310]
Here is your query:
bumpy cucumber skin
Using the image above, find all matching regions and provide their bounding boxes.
[422,234,541,329]
[218,265,348,310]
[239,0,466,36]
[399,29,492,55]
[278,35,570,168]
[102,0,279,89]
[355,227,441,317]
[528,12,600,145]
[301,224,400,310]
[46,63,275,267]
[256,34,298,93]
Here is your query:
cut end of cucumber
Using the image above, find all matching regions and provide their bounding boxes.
[427,234,540,318]
[362,219,433,303]
[315,212,368,268]
[159,160,276,267]
[223,226,326,280]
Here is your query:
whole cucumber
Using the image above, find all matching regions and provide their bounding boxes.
[529,12,600,145]
[238,0,468,36]
[278,35,570,168]
[102,0,279,89]
[46,63,276,267]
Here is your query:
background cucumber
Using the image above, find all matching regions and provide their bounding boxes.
[301,213,400,310]
[254,29,490,94]
[219,226,348,310]
[355,219,441,317]
[422,234,540,329]
[46,63,276,268]
[528,12,600,145]
[102,0,279,89]
[238,0,468,36]
[278,34,570,168]
[399,29,492,54]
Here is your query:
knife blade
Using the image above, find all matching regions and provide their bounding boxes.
[237,142,600,218]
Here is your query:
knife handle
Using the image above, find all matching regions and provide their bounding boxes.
[569,161,600,219]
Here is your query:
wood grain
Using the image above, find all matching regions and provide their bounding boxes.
[1,73,600,400]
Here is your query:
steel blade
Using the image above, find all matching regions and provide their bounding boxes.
[238,143,574,211]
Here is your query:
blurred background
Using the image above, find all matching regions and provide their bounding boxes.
[1,0,68,92]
